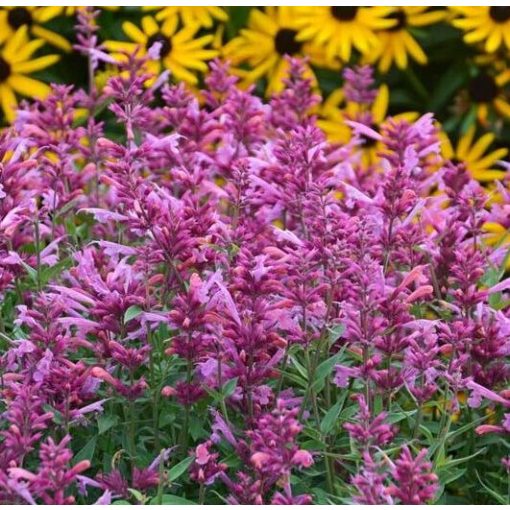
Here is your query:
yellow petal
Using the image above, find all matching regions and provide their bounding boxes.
[439,131,454,160]
[34,6,61,23]
[373,84,389,124]
[403,32,427,65]
[122,21,147,45]
[494,97,510,119]
[0,83,18,123]
[8,75,50,98]
[466,132,494,162]
[166,60,198,84]
[474,148,508,170]
[8,39,45,64]
[141,16,160,37]
[3,26,29,59]
[486,28,503,53]
[12,54,59,74]
[31,25,72,52]
[456,126,475,159]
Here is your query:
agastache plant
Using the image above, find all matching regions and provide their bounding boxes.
[0,13,508,505]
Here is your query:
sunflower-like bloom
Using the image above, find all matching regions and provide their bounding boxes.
[0,26,59,123]
[104,15,217,86]
[440,126,508,182]
[367,7,446,73]
[451,7,510,53]
[294,7,396,62]
[0,7,71,51]
[465,70,510,125]
[144,6,228,29]
[223,7,337,95]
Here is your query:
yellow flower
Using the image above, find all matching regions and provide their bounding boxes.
[482,222,510,256]
[319,84,417,166]
[223,7,337,95]
[317,89,351,144]
[367,7,446,73]
[144,6,228,29]
[104,15,217,86]
[465,70,510,125]
[55,6,119,16]
[294,7,396,62]
[451,7,510,53]
[440,126,508,182]
[0,7,71,51]
[482,181,510,266]
[0,26,59,123]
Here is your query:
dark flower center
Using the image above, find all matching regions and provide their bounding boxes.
[274,28,302,56]
[468,74,498,103]
[146,33,172,58]
[331,6,358,22]
[360,124,378,148]
[0,57,11,83]
[387,10,407,32]
[7,7,32,29]
[489,7,510,23]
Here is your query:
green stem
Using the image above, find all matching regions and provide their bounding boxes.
[198,483,206,505]
[276,343,290,395]
[156,449,165,505]
[324,443,336,496]
[217,354,230,425]
[34,219,42,292]
[301,347,321,429]
[148,326,160,452]
[413,405,423,440]
[125,402,136,467]
[179,358,193,454]
[433,412,452,467]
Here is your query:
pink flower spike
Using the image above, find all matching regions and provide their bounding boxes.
[346,120,383,141]
[466,380,510,408]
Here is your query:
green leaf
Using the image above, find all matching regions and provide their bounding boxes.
[445,414,487,441]
[327,324,345,345]
[12,325,26,340]
[128,489,145,503]
[320,399,342,435]
[427,60,469,113]
[167,456,194,482]
[189,418,207,441]
[387,410,416,424]
[42,404,64,425]
[203,386,223,401]
[311,346,347,392]
[339,403,358,422]
[289,354,308,380]
[149,495,197,505]
[73,436,97,465]
[19,260,38,284]
[124,305,143,323]
[112,500,132,505]
[97,413,118,435]
[437,448,486,469]
[459,105,477,135]
[222,377,238,398]
[437,467,466,486]
[39,257,73,286]
[476,472,509,504]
